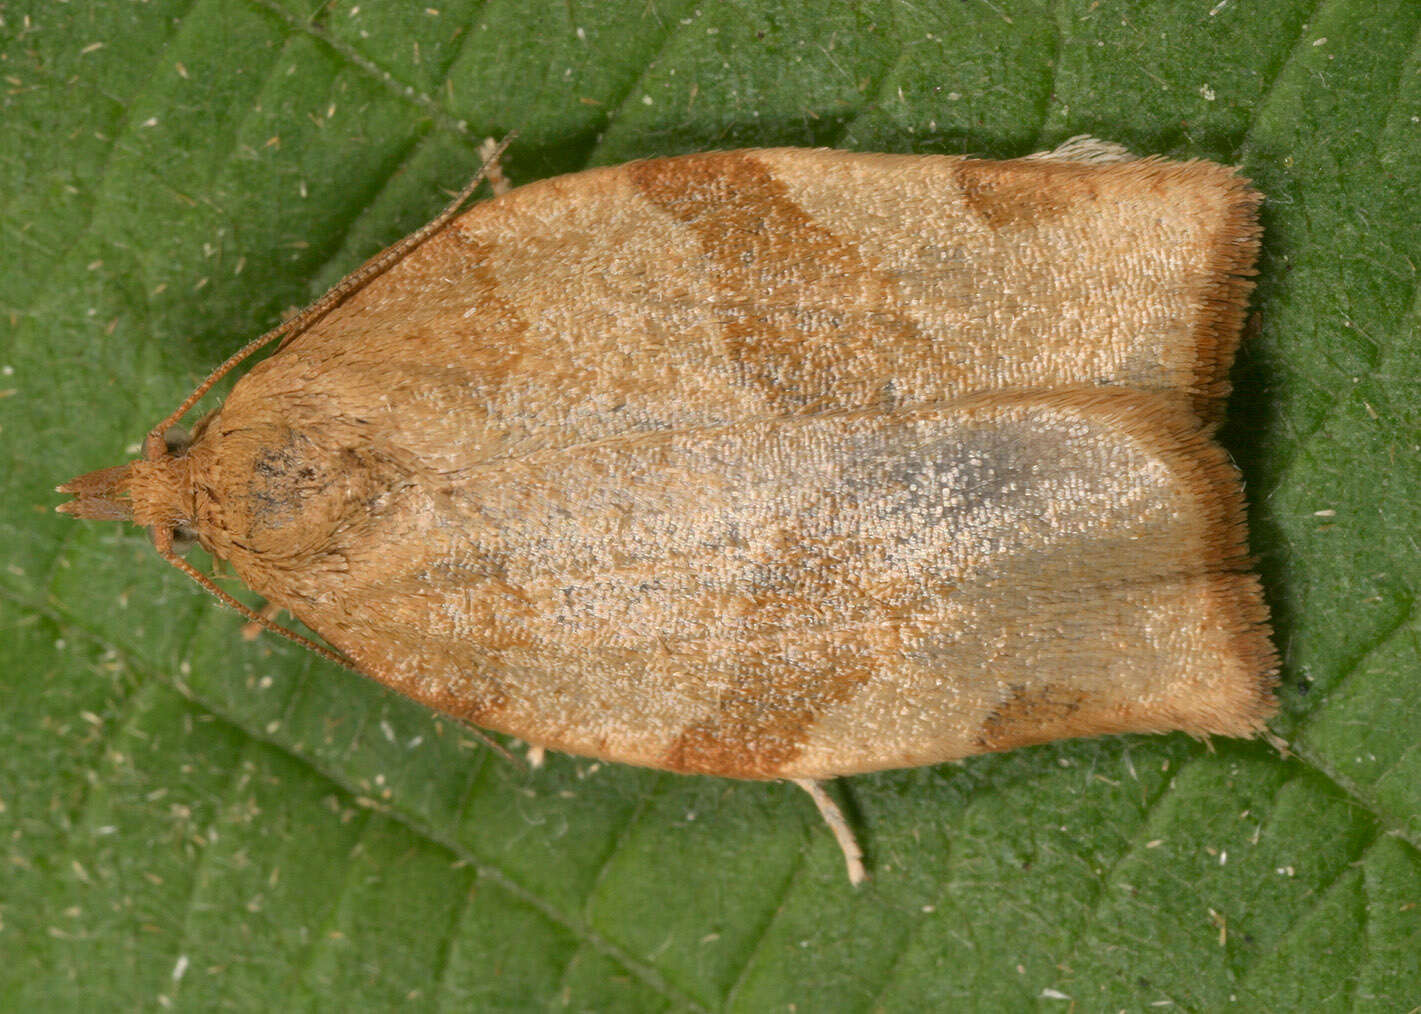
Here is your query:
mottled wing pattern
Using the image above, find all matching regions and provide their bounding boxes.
[198,149,1272,778]
[206,389,1273,778]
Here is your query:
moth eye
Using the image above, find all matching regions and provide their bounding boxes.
[169,525,199,555]
[163,425,192,456]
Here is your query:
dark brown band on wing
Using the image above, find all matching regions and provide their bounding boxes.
[627,151,925,412]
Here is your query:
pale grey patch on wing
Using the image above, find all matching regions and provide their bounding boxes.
[831,413,1094,568]
[811,408,1180,658]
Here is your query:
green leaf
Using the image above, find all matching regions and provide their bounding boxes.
[3,1,1418,1009]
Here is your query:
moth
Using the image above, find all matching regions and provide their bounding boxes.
[59,139,1277,884]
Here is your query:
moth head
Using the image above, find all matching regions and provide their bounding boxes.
[57,420,210,556]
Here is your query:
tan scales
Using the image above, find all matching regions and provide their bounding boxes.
[59,141,1277,884]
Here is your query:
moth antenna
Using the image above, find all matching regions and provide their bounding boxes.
[155,538,358,674]
[145,132,520,456]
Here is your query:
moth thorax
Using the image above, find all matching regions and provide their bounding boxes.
[126,455,196,530]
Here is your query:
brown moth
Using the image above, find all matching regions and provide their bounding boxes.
[59,139,1276,884]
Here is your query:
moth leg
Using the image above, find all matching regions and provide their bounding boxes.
[478,137,513,196]
[525,744,546,768]
[457,721,527,769]
[791,778,866,886]
[1263,730,1293,758]
[1030,135,1135,164]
